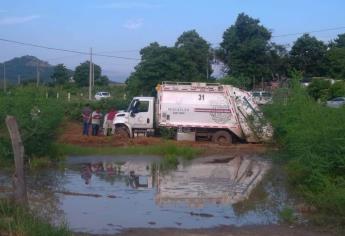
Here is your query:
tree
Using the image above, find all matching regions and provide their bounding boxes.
[334,33,345,48]
[97,75,110,86]
[126,42,201,96]
[51,64,69,85]
[327,33,345,80]
[267,43,290,80]
[218,13,272,84]
[74,61,101,87]
[175,30,213,79]
[290,34,327,77]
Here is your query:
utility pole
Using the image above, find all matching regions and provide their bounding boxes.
[206,56,209,80]
[3,62,6,93]
[92,61,95,86]
[17,75,21,85]
[88,47,93,100]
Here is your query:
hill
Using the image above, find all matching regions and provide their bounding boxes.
[0,55,55,84]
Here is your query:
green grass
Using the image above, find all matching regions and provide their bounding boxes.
[264,73,345,227]
[0,200,71,236]
[57,142,202,160]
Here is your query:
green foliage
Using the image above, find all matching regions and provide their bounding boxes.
[218,13,273,83]
[0,86,64,160]
[327,34,345,80]
[158,127,176,140]
[126,30,214,97]
[329,81,345,98]
[278,207,296,224]
[267,43,290,79]
[306,79,331,100]
[334,33,345,47]
[0,200,71,236]
[175,30,213,76]
[64,97,130,121]
[51,64,70,85]
[58,142,201,160]
[264,74,345,225]
[217,75,252,90]
[306,79,345,101]
[290,34,327,77]
[74,61,108,87]
[160,154,179,170]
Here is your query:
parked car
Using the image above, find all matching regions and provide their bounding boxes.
[95,91,111,101]
[251,91,272,105]
[326,97,345,108]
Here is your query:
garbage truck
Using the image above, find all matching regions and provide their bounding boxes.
[113,82,272,144]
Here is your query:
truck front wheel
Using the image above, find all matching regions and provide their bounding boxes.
[212,131,232,145]
[115,127,130,139]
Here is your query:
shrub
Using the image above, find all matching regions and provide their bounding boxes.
[0,86,64,160]
[278,207,296,224]
[264,74,345,225]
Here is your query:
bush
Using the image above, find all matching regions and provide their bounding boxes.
[158,127,176,140]
[306,79,331,101]
[307,79,345,101]
[264,74,345,225]
[278,207,296,224]
[0,86,64,160]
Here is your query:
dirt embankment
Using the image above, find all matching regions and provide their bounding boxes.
[77,225,335,236]
[58,121,271,156]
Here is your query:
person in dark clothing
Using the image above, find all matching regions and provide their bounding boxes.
[81,104,92,135]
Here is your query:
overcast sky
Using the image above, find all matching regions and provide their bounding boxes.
[0,0,345,82]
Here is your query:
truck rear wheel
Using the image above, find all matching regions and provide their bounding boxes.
[212,131,232,145]
[115,127,130,139]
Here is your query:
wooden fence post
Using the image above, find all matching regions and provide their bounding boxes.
[5,116,28,205]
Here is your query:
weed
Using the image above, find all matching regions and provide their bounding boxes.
[278,207,296,224]
[264,73,345,227]
[0,200,71,236]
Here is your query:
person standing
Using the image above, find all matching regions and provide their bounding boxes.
[81,104,92,136]
[91,108,102,136]
[103,107,117,136]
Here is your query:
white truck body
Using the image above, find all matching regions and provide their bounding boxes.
[114,82,272,143]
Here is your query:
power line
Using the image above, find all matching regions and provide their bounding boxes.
[211,26,345,46]
[272,26,345,38]
[0,37,140,61]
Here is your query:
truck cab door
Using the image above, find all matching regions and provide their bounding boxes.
[129,99,154,129]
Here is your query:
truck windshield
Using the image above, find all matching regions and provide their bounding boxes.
[126,99,137,112]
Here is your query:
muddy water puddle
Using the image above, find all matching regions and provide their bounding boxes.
[0,155,296,234]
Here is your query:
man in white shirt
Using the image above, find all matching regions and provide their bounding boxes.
[91,108,102,136]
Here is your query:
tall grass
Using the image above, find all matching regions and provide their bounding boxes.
[264,74,345,225]
[0,200,71,236]
[57,142,201,160]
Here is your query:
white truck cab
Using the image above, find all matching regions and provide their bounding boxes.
[114,97,155,137]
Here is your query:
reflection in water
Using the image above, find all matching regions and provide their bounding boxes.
[156,156,270,207]
[1,156,296,234]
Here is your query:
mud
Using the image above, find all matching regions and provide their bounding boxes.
[111,225,335,236]
[58,121,270,156]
